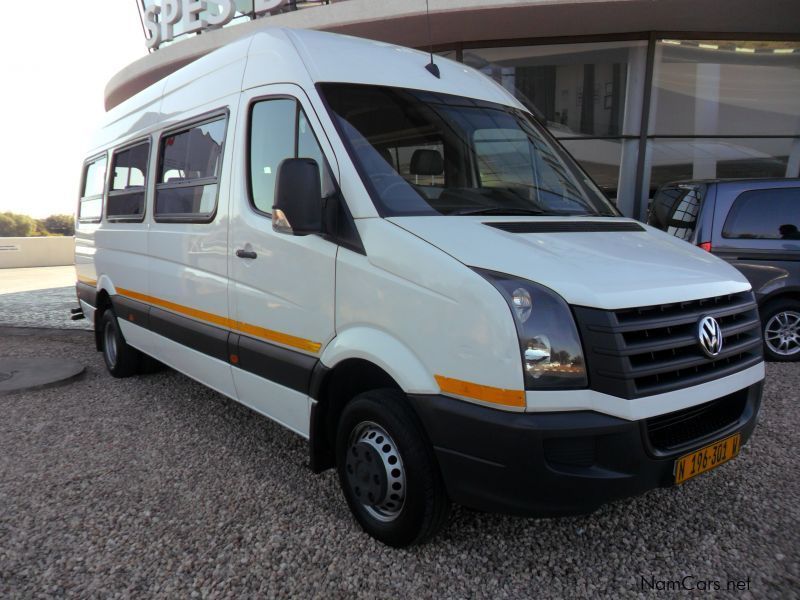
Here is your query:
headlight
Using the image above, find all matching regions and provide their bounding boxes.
[476,269,587,390]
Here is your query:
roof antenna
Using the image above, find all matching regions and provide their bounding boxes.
[424,0,440,78]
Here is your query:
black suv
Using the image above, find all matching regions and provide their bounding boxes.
[648,178,800,361]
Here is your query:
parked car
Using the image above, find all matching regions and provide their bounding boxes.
[75,28,764,546]
[648,178,800,361]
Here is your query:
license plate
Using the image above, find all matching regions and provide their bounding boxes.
[674,433,741,484]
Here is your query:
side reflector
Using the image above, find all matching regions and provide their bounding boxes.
[698,242,712,252]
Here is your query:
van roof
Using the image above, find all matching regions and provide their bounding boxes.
[92,28,520,152]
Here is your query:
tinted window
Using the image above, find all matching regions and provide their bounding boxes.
[155,117,226,221]
[108,141,150,220]
[648,184,705,241]
[723,188,800,240]
[79,156,107,221]
[249,99,334,214]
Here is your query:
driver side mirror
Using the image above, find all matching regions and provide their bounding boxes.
[272,158,323,236]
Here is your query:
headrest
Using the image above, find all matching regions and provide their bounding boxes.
[410,149,443,176]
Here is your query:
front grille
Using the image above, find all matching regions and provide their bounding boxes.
[646,391,748,452]
[574,291,762,398]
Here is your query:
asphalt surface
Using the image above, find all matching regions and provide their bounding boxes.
[1,327,798,598]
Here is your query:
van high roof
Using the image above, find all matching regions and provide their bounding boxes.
[92,28,520,152]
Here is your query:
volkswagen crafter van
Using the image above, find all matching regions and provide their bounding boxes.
[75,28,764,547]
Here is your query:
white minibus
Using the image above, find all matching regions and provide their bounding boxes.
[76,28,764,546]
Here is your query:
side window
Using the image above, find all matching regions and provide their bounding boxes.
[108,141,150,220]
[647,185,704,241]
[79,155,107,222]
[155,116,226,221]
[723,188,800,240]
[249,98,334,214]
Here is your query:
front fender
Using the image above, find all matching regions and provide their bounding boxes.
[320,326,438,394]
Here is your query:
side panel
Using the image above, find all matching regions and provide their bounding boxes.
[334,219,524,410]
[146,95,239,397]
[119,320,238,400]
[228,83,339,425]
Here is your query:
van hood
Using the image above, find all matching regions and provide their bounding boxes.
[388,216,751,310]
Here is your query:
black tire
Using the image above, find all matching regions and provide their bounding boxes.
[100,309,142,377]
[335,389,450,547]
[761,299,800,362]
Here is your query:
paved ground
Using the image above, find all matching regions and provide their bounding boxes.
[0,266,76,294]
[1,327,798,598]
[0,267,90,331]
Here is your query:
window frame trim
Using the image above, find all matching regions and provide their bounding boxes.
[106,136,152,223]
[246,94,301,218]
[78,152,109,224]
[154,108,230,224]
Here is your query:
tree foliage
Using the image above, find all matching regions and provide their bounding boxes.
[43,214,75,236]
[0,212,75,237]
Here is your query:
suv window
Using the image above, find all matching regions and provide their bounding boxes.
[249,98,334,214]
[648,184,704,241]
[155,116,226,221]
[108,141,150,220]
[723,188,800,240]
[79,155,107,222]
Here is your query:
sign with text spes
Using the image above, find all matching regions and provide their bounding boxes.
[142,0,289,50]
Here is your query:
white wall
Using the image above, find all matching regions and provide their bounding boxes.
[0,237,75,269]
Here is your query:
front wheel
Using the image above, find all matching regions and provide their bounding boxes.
[761,299,800,361]
[335,389,450,547]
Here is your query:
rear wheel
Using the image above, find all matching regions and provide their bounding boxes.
[100,309,142,377]
[335,389,450,547]
[761,299,800,361]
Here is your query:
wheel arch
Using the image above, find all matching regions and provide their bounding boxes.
[94,288,113,351]
[309,327,441,473]
[309,358,403,473]
[759,288,800,310]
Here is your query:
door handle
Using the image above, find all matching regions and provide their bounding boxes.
[236,249,258,259]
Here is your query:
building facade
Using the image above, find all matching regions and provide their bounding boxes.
[122,0,800,218]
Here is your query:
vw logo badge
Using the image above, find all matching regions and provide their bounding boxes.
[698,316,723,358]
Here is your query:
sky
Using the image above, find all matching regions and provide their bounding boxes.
[0,2,147,218]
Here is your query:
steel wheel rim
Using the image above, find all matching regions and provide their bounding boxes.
[764,310,800,356]
[104,321,118,367]
[345,421,406,522]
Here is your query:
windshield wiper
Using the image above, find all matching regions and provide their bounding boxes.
[451,206,547,216]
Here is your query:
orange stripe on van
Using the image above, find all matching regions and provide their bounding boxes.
[434,374,526,408]
[117,288,230,328]
[115,287,321,354]
[77,275,97,286]
[235,321,322,354]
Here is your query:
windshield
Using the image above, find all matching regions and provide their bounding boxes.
[320,83,618,217]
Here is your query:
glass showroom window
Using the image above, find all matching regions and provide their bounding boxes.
[463,41,648,210]
[643,40,800,198]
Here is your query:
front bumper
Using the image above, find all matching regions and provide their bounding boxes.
[408,381,762,517]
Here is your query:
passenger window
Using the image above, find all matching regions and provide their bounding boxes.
[155,116,226,221]
[107,141,150,220]
[723,188,800,240]
[250,98,334,214]
[79,155,107,222]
